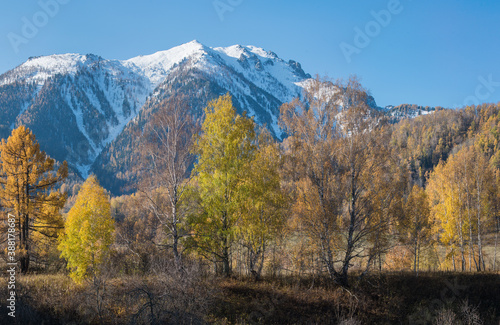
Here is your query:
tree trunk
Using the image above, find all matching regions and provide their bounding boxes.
[474,153,485,272]
[338,163,357,288]
[458,217,466,271]
[171,212,181,269]
[477,213,484,271]
[465,166,478,272]
[257,243,265,279]
[222,243,231,277]
[323,235,336,279]
[20,169,31,274]
[171,191,181,268]
[221,209,231,277]
[336,270,349,287]
[466,204,477,271]
[20,255,29,274]
[20,212,30,273]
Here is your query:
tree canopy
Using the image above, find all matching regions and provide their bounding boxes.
[59,175,114,282]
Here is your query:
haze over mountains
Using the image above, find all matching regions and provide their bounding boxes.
[0,40,433,194]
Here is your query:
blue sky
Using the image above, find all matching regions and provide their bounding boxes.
[1,0,499,108]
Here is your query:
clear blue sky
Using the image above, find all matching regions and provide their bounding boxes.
[1,0,500,108]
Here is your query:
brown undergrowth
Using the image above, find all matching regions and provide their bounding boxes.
[0,271,498,324]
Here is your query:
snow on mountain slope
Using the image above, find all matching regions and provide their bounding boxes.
[123,40,207,88]
[121,40,313,137]
[213,44,310,104]
[2,40,311,109]
[0,53,151,177]
[122,40,311,104]
[0,40,314,178]
[0,53,82,87]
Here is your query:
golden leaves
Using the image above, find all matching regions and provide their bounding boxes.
[58,175,114,283]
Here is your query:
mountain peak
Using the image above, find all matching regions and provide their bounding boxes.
[1,53,77,87]
[186,39,204,46]
[213,44,278,61]
[0,41,314,181]
[123,40,209,87]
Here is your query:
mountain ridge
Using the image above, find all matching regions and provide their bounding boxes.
[0,41,436,194]
[0,40,314,186]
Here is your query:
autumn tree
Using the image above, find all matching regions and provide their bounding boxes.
[280,76,393,286]
[427,144,495,271]
[0,126,67,273]
[399,184,432,275]
[427,159,465,271]
[112,193,161,273]
[494,170,500,271]
[189,94,256,277]
[280,78,343,282]
[335,77,394,285]
[237,128,287,280]
[467,144,495,271]
[364,126,404,272]
[59,175,114,282]
[140,95,198,267]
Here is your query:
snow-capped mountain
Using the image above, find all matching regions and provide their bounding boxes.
[0,40,313,190]
[122,41,310,103]
[0,53,151,177]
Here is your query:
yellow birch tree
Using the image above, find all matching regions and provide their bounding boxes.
[59,175,114,282]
